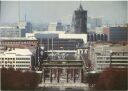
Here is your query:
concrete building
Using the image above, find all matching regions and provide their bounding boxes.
[0,37,38,49]
[89,43,128,72]
[71,4,87,34]
[26,31,87,61]
[0,48,33,70]
[26,31,87,44]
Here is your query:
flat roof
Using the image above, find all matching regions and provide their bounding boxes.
[0,37,37,41]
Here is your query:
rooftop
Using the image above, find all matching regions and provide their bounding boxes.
[0,48,33,57]
[0,37,37,41]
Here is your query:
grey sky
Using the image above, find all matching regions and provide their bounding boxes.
[0,1,127,25]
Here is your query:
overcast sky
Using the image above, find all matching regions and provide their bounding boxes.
[0,1,127,25]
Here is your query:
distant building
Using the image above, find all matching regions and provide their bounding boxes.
[17,21,32,37]
[87,17,102,29]
[87,27,108,42]
[0,21,32,37]
[0,48,34,70]
[26,31,87,44]
[89,43,128,72]
[87,33,107,42]
[71,4,87,34]
[48,22,63,31]
[103,26,128,42]
[65,24,71,33]
[0,27,22,37]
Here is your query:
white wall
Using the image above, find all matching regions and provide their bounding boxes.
[59,34,87,44]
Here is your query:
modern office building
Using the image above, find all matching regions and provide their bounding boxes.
[0,48,33,70]
[71,4,87,34]
[103,26,128,42]
[89,43,128,72]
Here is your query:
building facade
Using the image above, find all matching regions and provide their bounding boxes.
[0,37,38,49]
[89,43,128,72]
[0,48,33,70]
[71,4,87,34]
[103,26,128,42]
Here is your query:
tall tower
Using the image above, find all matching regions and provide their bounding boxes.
[71,4,87,34]
[0,1,1,23]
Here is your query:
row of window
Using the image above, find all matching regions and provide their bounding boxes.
[0,61,15,63]
[97,61,128,63]
[0,58,30,60]
[16,58,30,60]
[1,41,37,44]
[0,58,15,60]
[97,57,128,60]
[0,65,30,67]
[0,65,15,67]
[15,68,30,70]
[16,65,30,67]
[16,61,30,63]
[0,61,30,63]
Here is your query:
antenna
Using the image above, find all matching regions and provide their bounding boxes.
[25,13,27,22]
[18,1,20,23]
[0,1,1,23]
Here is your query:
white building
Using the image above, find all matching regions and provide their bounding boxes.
[89,43,128,72]
[59,34,87,44]
[0,48,33,70]
[26,31,87,44]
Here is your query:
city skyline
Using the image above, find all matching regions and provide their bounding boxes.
[0,1,127,25]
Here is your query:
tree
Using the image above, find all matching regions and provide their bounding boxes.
[95,68,128,90]
[86,72,100,87]
[1,68,40,90]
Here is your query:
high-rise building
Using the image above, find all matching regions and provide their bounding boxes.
[71,4,87,34]
[48,22,63,31]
